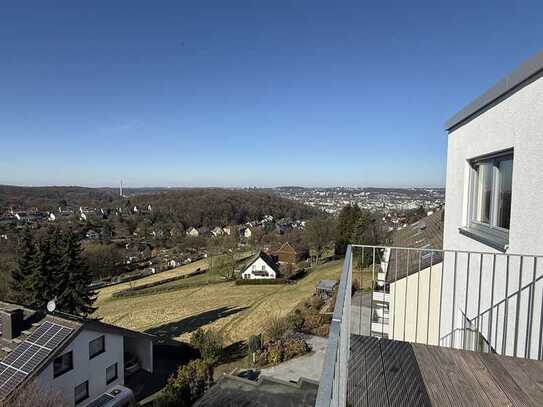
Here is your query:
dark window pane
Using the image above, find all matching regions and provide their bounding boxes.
[106,363,118,384]
[53,352,73,378]
[89,336,105,359]
[75,381,88,404]
[497,158,513,229]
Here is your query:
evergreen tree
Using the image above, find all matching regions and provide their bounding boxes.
[10,228,36,306]
[30,236,57,308]
[57,230,96,316]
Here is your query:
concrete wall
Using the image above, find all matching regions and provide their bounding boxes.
[443,74,543,358]
[389,263,442,345]
[36,328,124,406]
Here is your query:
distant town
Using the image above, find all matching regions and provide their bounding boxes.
[275,186,445,214]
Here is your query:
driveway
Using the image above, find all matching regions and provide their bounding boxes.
[258,335,328,382]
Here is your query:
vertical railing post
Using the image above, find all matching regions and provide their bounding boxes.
[502,255,510,355]
[403,249,409,341]
[526,257,537,358]
[426,252,433,345]
[393,249,398,340]
[451,252,458,348]
[463,252,471,350]
[476,253,483,353]
[415,251,421,343]
[488,254,496,352]
[514,256,523,358]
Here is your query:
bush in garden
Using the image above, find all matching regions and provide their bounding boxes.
[286,309,305,331]
[263,315,289,341]
[190,328,224,364]
[309,295,324,310]
[255,336,311,367]
[157,359,213,407]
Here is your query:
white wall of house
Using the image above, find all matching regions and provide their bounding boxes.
[442,73,543,359]
[36,328,124,407]
[241,257,276,279]
[389,263,442,346]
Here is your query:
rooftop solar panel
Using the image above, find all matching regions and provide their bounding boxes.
[0,320,74,401]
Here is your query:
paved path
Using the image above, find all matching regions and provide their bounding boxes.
[258,335,328,382]
[350,291,372,336]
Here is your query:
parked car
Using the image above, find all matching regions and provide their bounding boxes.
[124,352,141,377]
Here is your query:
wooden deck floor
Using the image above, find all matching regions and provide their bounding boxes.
[347,335,543,407]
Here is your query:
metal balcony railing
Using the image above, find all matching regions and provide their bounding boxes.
[315,244,543,407]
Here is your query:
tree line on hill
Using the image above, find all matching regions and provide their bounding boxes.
[10,226,95,315]
[128,189,321,229]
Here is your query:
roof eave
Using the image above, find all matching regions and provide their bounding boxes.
[445,50,543,132]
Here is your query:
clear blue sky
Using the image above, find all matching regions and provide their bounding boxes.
[1,1,541,188]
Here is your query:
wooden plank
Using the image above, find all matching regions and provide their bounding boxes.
[396,342,432,407]
[494,355,543,406]
[348,335,369,407]
[479,353,534,407]
[412,344,454,407]
[438,347,495,406]
[457,351,514,407]
[380,339,408,406]
[365,337,390,407]
[423,345,486,406]
[448,349,507,406]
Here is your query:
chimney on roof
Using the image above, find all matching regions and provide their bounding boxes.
[0,309,24,340]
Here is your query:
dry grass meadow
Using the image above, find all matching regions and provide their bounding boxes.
[93,259,344,345]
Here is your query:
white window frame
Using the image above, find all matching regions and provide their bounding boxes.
[465,149,513,250]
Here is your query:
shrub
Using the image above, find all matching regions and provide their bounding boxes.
[157,359,213,407]
[255,337,311,367]
[190,328,224,364]
[302,314,325,332]
[309,295,324,310]
[248,335,262,353]
[263,315,289,341]
[286,309,305,331]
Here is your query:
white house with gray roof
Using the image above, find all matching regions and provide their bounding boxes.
[0,302,153,406]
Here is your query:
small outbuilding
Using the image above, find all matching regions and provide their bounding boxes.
[316,280,338,300]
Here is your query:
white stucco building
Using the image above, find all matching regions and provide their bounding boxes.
[241,251,279,279]
[440,50,543,358]
[0,302,153,406]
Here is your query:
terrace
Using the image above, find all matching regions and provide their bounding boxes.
[316,245,543,406]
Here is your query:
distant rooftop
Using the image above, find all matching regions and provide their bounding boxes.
[386,210,443,283]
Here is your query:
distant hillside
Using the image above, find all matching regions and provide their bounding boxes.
[129,188,322,227]
[0,185,321,227]
[0,185,119,210]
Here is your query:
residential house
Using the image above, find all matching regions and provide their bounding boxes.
[222,226,232,236]
[440,50,543,357]
[211,227,224,237]
[0,302,153,407]
[198,226,211,237]
[240,251,279,279]
[186,227,199,237]
[274,242,309,264]
[240,227,252,239]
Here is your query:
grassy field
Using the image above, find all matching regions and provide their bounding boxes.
[93,259,344,345]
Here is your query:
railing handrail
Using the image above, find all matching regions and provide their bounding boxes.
[351,243,543,258]
[315,246,352,407]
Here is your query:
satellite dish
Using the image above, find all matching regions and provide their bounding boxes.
[46,300,56,313]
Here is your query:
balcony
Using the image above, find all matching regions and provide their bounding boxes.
[316,245,543,406]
